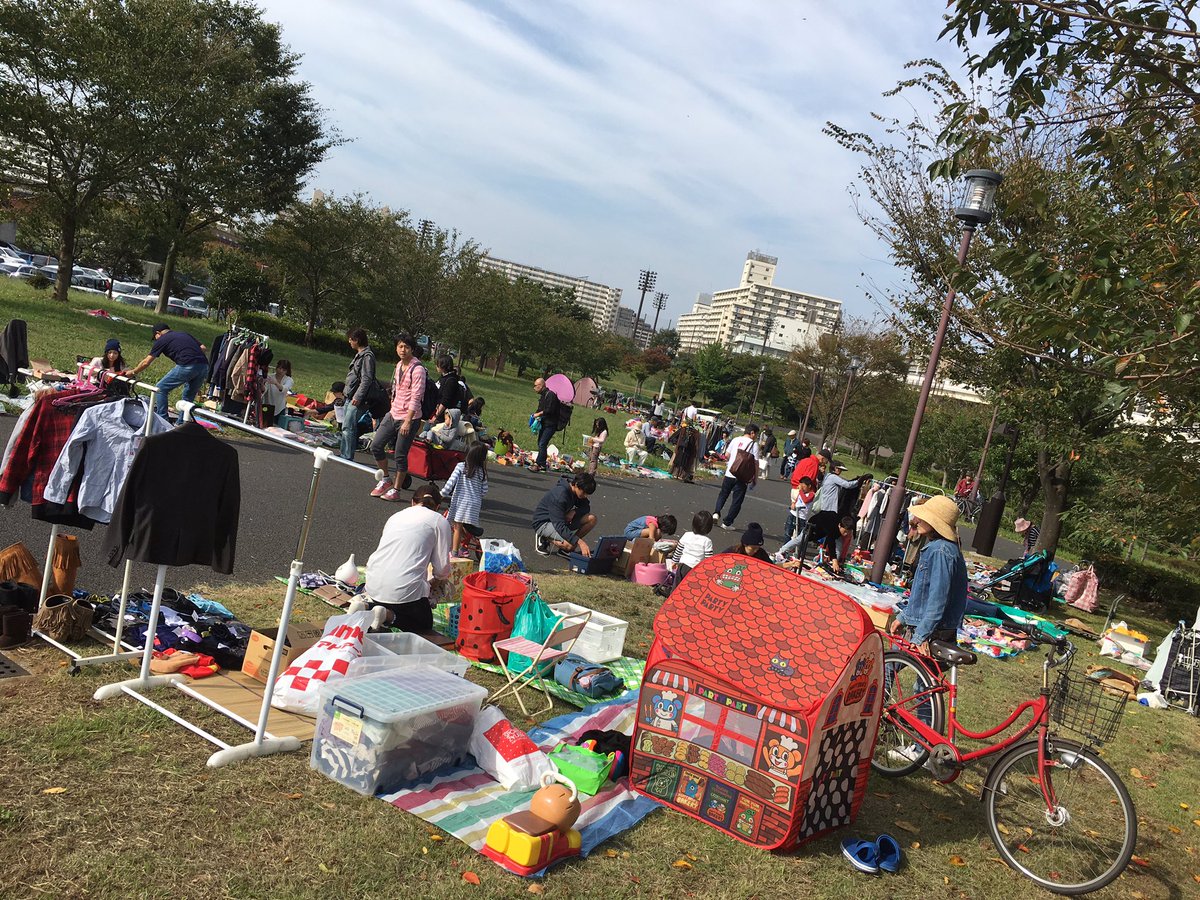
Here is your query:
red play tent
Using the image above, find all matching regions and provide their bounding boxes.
[630,555,884,849]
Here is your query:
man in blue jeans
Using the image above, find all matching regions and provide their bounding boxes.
[127,323,209,420]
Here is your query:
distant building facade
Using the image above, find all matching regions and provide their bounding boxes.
[479,255,622,331]
[614,305,653,347]
[676,251,842,356]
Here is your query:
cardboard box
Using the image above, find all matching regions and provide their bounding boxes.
[613,547,632,577]
[625,537,654,581]
[241,623,324,683]
[181,671,316,739]
[429,556,475,603]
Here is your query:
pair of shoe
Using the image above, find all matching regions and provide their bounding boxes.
[0,605,32,649]
[534,536,551,556]
[841,834,901,874]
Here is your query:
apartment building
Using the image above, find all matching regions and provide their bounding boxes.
[479,255,622,331]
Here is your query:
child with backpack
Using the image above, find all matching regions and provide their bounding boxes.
[441,443,489,554]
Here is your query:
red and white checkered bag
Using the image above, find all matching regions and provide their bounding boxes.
[271,610,373,715]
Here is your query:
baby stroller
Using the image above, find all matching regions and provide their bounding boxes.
[981,550,1056,611]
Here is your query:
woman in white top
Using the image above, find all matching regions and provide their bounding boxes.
[623,425,647,466]
[713,423,760,529]
[263,359,294,426]
[584,416,608,475]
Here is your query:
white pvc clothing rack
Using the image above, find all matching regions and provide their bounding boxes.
[94,399,378,767]
[16,367,160,671]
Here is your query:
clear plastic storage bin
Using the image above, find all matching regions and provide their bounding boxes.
[351,631,468,677]
[310,665,487,796]
[548,601,628,663]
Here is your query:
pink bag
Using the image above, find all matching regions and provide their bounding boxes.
[1064,565,1099,613]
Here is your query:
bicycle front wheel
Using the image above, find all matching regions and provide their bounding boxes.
[984,737,1137,895]
[871,651,945,778]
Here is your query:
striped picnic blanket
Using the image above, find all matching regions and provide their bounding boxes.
[381,692,659,875]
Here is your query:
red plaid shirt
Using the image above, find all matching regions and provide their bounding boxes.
[0,395,80,508]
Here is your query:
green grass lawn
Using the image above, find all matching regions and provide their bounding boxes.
[0,572,1196,899]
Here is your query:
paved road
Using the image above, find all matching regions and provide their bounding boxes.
[0,414,1021,594]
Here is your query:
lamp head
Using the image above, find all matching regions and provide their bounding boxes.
[955,169,1003,226]
[849,355,862,372]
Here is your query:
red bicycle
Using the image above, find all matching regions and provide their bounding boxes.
[873,626,1136,895]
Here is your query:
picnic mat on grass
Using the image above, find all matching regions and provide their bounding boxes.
[380,692,659,875]
[432,603,645,708]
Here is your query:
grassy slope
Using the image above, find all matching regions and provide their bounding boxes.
[0,573,1196,899]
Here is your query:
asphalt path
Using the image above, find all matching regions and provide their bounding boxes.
[0,414,1021,594]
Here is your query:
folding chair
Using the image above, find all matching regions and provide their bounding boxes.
[487,611,591,717]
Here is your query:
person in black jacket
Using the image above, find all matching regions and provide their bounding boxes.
[530,376,561,472]
[432,354,469,421]
[341,327,377,460]
[532,472,597,557]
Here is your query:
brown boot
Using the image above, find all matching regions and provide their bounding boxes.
[0,609,33,649]
[51,534,81,596]
[0,542,41,589]
[32,594,91,642]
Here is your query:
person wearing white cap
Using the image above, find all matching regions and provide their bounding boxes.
[889,495,967,655]
[780,429,800,478]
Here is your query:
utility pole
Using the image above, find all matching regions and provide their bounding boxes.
[634,269,657,348]
[651,292,668,333]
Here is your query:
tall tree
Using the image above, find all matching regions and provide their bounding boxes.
[255,193,383,344]
[0,0,195,301]
[141,0,335,314]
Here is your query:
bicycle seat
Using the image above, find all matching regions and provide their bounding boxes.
[928,640,977,666]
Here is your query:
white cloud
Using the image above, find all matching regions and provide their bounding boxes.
[259,0,958,324]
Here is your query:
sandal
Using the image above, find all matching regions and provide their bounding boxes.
[874,834,901,873]
[840,838,880,874]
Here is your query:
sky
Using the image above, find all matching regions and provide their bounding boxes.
[256,0,961,327]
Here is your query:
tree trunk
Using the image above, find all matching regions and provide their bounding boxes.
[305,292,318,346]
[1035,449,1072,553]
[55,214,77,303]
[1015,473,1040,519]
[155,238,179,315]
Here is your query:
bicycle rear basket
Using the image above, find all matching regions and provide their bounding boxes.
[1050,667,1129,745]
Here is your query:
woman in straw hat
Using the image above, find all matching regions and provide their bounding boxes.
[889,495,968,655]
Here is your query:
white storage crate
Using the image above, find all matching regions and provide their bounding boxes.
[354,631,468,677]
[548,601,628,663]
[310,665,486,796]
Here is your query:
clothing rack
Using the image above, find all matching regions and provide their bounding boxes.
[15,367,162,671]
[94,399,377,768]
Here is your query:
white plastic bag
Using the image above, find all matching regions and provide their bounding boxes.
[271,610,373,715]
[479,538,526,574]
[467,705,554,790]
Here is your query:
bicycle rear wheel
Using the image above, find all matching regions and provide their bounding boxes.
[871,651,945,777]
[984,737,1137,895]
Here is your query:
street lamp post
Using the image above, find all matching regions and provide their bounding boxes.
[651,292,668,334]
[634,269,657,348]
[869,169,1002,584]
[751,363,766,416]
[799,370,821,443]
[830,355,862,451]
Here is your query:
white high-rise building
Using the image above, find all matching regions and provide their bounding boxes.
[479,256,621,331]
[677,251,843,355]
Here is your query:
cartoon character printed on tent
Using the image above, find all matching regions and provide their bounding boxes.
[762,733,805,781]
[647,690,682,731]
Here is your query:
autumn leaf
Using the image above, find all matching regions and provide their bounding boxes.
[284,792,304,800]
[462,871,481,885]
[41,787,67,795]
[429,834,444,842]
[318,863,330,873]
[421,847,428,855]
[605,849,619,858]
[895,820,920,834]
[997,823,1010,835]
[949,855,968,866]
[672,859,693,869]
[1181,803,1190,810]
[1130,767,1145,779]
[528,885,545,895]
[1131,855,1150,867]
[1170,825,1183,835]
[1192,874,1200,883]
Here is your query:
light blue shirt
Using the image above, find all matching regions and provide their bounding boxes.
[816,471,858,512]
[897,538,969,644]
[44,399,171,524]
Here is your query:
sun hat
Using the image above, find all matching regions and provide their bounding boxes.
[787,430,797,436]
[1014,517,1032,533]
[104,338,121,353]
[741,522,765,547]
[909,495,960,541]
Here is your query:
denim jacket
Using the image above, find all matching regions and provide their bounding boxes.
[897,537,968,644]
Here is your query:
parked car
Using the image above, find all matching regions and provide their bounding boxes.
[183,297,209,317]
[7,264,42,279]
[115,284,155,304]
[0,242,31,262]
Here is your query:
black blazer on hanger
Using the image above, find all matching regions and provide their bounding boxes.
[103,422,241,573]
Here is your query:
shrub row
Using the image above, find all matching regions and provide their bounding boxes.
[1093,556,1200,623]
[235,311,348,355]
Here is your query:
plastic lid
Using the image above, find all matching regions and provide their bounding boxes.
[324,664,486,723]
